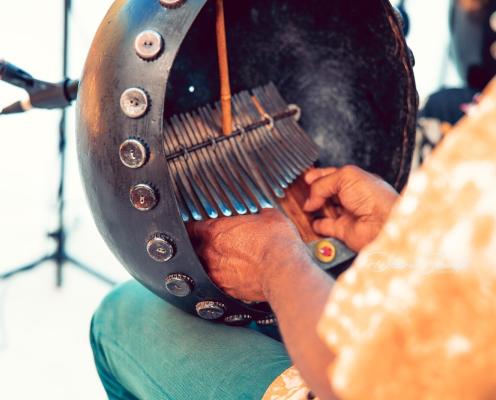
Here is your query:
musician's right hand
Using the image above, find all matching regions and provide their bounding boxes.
[303,165,399,252]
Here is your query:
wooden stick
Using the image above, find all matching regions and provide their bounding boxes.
[215,0,233,136]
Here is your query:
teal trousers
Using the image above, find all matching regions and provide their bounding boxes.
[90,281,292,400]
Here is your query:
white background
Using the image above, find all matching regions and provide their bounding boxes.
[0,0,459,398]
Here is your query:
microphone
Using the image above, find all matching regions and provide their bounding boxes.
[0,60,36,91]
[0,60,79,115]
[1,79,79,115]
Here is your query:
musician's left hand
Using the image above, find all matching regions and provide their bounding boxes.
[190,209,336,399]
[189,209,309,303]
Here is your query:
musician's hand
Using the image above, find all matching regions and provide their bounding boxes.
[304,165,399,252]
[189,209,308,303]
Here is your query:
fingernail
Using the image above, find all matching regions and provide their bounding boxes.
[303,200,311,210]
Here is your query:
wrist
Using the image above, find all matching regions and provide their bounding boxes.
[373,191,399,224]
[261,242,315,304]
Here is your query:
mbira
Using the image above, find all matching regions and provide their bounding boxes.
[76,0,417,325]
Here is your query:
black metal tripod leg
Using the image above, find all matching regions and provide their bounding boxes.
[65,255,117,286]
[0,255,52,280]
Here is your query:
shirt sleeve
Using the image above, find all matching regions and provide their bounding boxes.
[262,366,314,400]
[317,79,496,400]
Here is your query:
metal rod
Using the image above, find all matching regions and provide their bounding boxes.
[55,0,72,287]
[165,107,297,161]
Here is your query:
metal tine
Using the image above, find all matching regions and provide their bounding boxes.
[264,83,319,160]
[200,105,275,207]
[234,92,295,184]
[228,99,287,198]
[185,111,251,215]
[163,123,194,222]
[175,113,233,218]
[177,176,203,221]
[167,122,219,219]
[237,92,299,182]
[264,82,318,153]
[259,83,318,162]
[250,96,306,177]
[219,100,286,198]
[181,112,247,216]
[252,86,312,172]
[207,103,284,200]
[171,178,192,222]
[162,128,190,222]
[255,85,318,166]
[173,114,233,218]
[241,90,304,177]
[200,106,274,212]
[165,123,204,221]
[164,124,204,221]
[169,118,220,219]
[195,106,259,213]
[199,108,273,214]
[175,188,192,222]
[232,94,290,189]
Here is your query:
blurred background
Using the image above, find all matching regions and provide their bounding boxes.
[0,0,488,398]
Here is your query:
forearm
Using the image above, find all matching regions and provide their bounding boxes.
[263,246,338,400]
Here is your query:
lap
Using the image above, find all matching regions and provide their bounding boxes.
[90,281,291,400]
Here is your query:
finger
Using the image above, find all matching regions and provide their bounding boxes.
[322,202,340,219]
[312,214,355,243]
[303,173,342,212]
[187,220,202,239]
[187,219,216,242]
[304,167,338,185]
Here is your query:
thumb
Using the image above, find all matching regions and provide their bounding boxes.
[312,214,356,244]
[187,220,212,243]
[304,167,338,185]
[304,172,342,212]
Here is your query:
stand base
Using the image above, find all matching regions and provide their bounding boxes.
[0,252,117,286]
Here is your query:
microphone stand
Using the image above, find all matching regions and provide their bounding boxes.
[0,0,116,287]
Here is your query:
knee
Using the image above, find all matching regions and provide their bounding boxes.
[90,280,192,345]
[89,281,173,398]
[91,281,158,341]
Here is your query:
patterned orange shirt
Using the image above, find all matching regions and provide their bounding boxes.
[264,80,496,400]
